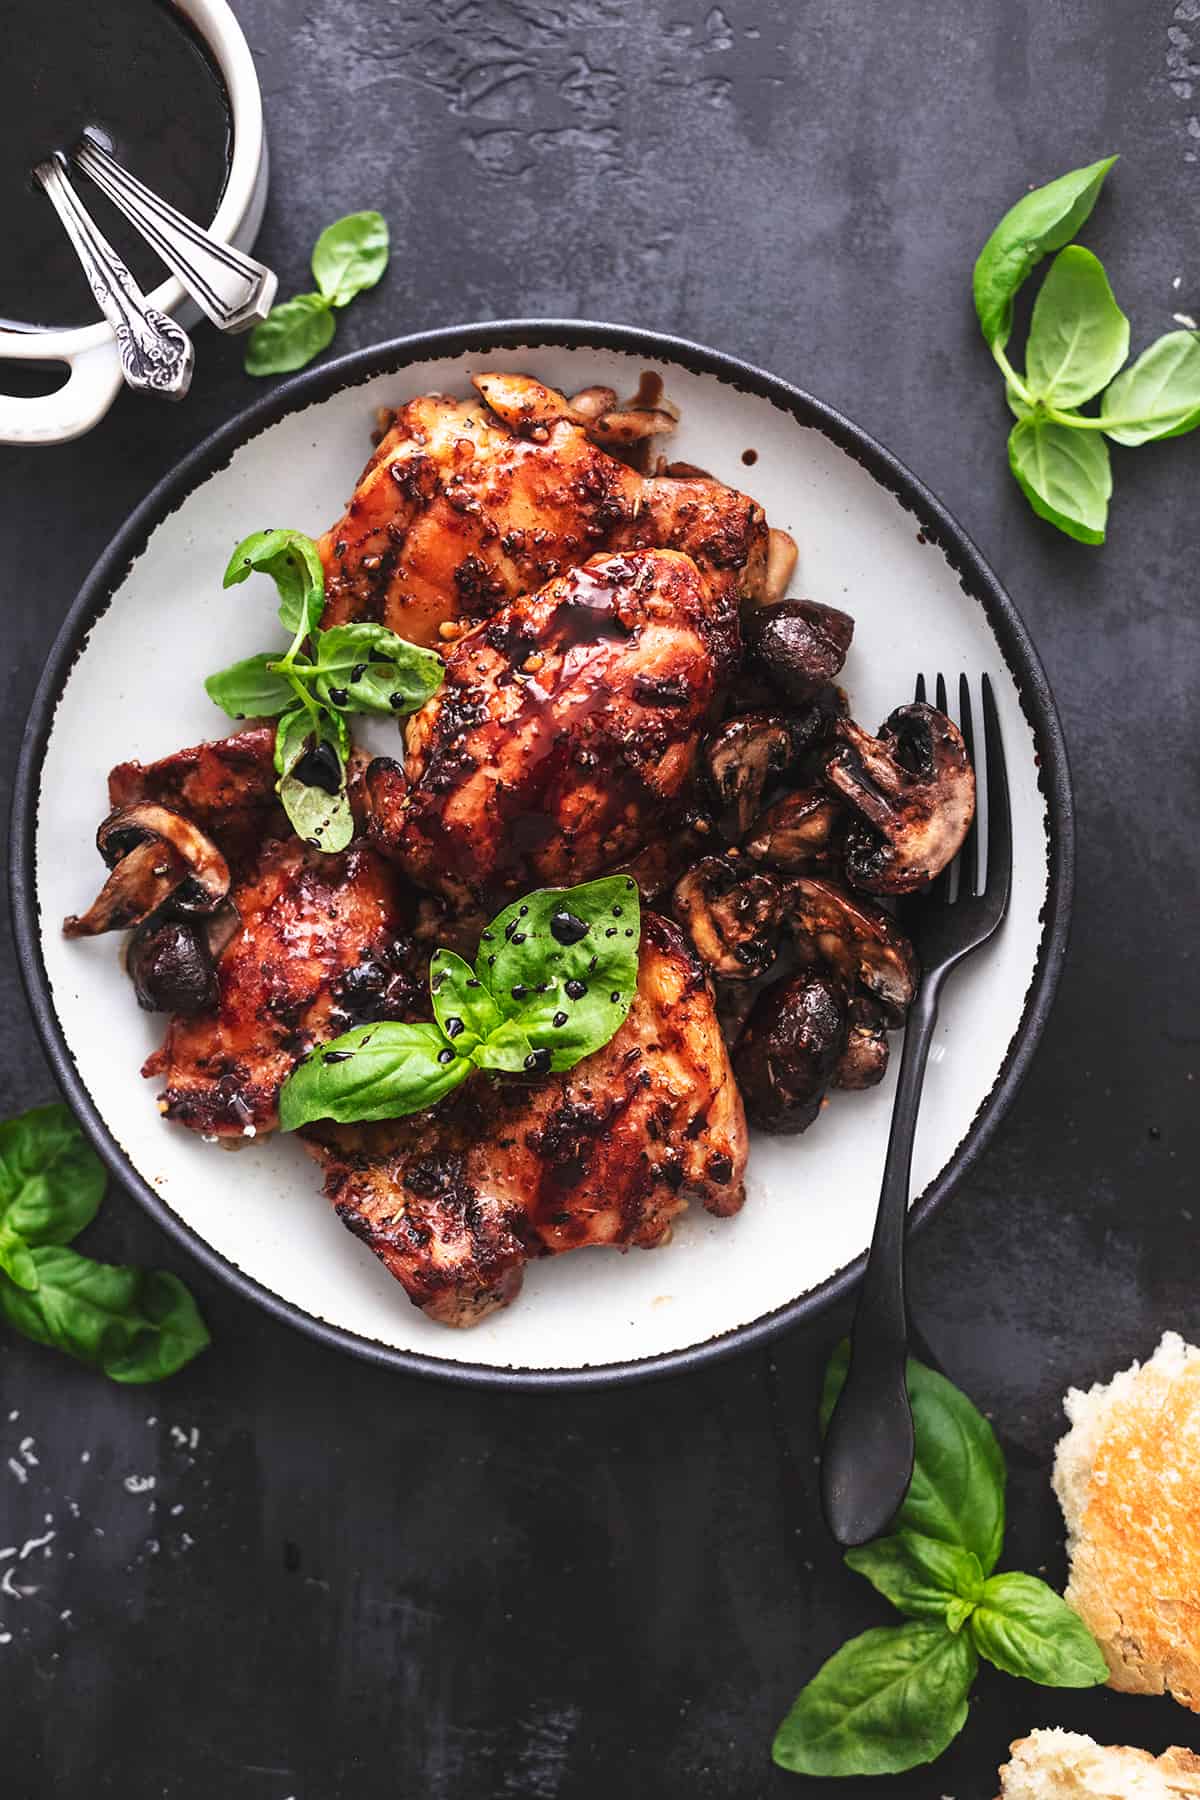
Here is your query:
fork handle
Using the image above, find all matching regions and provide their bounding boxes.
[820,974,943,1546]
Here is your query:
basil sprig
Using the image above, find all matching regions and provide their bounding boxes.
[974,156,1200,542]
[0,1104,209,1382]
[205,528,443,853]
[245,211,389,376]
[772,1343,1107,1780]
[279,876,641,1129]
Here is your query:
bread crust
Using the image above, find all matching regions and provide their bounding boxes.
[1053,1333,1200,1708]
[997,1728,1200,1797]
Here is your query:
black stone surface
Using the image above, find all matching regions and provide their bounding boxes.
[1,2,1197,1794]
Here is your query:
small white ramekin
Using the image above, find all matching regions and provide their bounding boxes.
[0,0,268,446]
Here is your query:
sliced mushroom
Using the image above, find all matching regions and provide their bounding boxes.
[832,995,890,1090]
[63,804,230,938]
[733,971,848,1133]
[586,407,677,449]
[761,529,799,606]
[823,703,975,894]
[615,809,716,900]
[126,919,219,1015]
[671,855,782,981]
[703,713,798,841]
[744,599,855,704]
[744,787,845,874]
[783,875,917,1024]
[568,385,619,422]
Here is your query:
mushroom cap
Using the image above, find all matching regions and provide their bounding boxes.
[703,712,798,841]
[126,919,219,1015]
[733,970,848,1133]
[832,995,890,1090]
[63,804,230,939]
[782,874,918,1023]
[671,854,782,981]
[744,599,855,705]
[743,786,845,874]
[823,702,975,895]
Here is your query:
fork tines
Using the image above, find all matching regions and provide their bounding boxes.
[913,672,1011,918]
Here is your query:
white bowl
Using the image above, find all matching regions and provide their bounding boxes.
[10,323,1074,1386]
[0,0,267,446]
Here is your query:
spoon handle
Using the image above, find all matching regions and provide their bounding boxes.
[33,155,193,400]
[74,132,276,334]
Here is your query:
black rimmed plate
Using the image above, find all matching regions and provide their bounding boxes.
[9,321,1073,1388]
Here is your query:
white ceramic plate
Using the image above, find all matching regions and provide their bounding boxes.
[11,323,1073,1387]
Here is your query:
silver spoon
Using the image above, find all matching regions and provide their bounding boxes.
[73,130,276,334]
[33,153,193,400]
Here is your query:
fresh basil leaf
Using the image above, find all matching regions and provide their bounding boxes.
[222,527,326,636]
[1008,415,1111,544]
[0,1221,38,1293]
[0,1247,209,1383]
[274,704,313,779]
[244,292,335,377]
[311,211,389,308]
[846,1531,983,1625]
[1006,381,1033,420]
[478,877,641,1072]
[314,623,444,717]
[973,155,1117,348]
[471,1019,535,1074]
[204,652,296,721]
[823,1343,1006,1574]
[279,1023,471,1129]
[430,950,503,1051]
[0,1102,105,1248]
[1101,328,1200,444]
[281,777,354,856]
[275,707,354,854]
[970,1572,1109,1687]
[945,1596,976,1634]
[772,1622,976,1778]
[1024,247,1129,406]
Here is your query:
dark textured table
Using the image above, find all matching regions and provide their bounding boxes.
[2,3,1197,1794]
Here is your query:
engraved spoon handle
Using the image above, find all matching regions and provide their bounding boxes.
[74,131,276,333]
[33,155,193,400]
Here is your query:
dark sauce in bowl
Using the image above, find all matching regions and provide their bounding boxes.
[1,0,232,332]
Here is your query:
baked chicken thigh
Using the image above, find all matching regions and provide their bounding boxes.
[144,837,417,1137]
[316,373,767,653]
[365,547,728,908]
[303,914,748,1326]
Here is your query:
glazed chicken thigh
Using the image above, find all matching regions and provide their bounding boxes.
[144,837,417,1137]
[303,914,748,1326]
[365,547,728,908]
[317,373,767,654]
[108,722,283,874]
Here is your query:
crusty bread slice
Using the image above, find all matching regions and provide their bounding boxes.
[1053,1332,1200,1707]
[997,1728,1200,1798]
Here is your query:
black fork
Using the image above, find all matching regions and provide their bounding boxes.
[820,674,1013,1547]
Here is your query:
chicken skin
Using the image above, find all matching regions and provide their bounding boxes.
[316,373,767,656]
[365,547,726,909]
[108,722,283,873]
[303,914,748,1327]
[143,838,418,1137]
